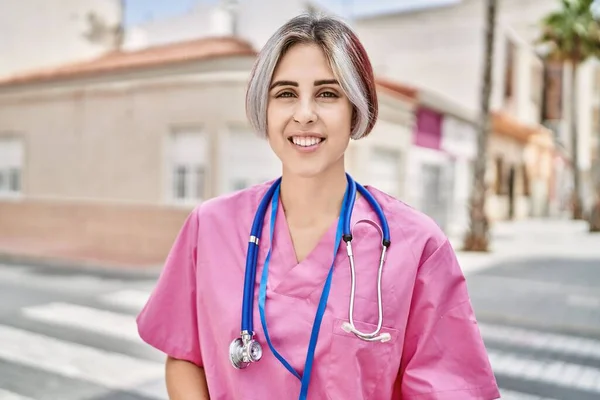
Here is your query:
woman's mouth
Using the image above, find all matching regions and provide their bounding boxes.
[288,136,325,149]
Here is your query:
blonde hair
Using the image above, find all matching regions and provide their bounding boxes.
[245,13,378,140]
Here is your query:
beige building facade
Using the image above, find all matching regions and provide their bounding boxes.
[0,0,123,79]
[0,36,415,266]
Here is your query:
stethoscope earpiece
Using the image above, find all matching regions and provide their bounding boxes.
[341,322,392,343]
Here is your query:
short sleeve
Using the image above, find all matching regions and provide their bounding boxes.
[395,240,500,400]
[136,208,202,366]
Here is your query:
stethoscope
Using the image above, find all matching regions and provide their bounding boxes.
[229,173,391,398]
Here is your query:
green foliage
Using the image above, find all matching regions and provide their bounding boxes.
[539,0,600,63]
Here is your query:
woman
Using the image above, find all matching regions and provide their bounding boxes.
[137,13,500,400]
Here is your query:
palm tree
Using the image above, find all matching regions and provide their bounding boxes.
[463,0,497,252]
[538,0,600,222]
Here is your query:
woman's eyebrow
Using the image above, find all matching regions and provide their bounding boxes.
[270,80,297,89]
[269,79,340,90]
[314,79,339,86]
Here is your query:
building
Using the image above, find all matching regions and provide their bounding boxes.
[377,77,555,239]
[0,37,414,266]
[353,0,597,218]
[0,0,123,78]
[122,0,335,51]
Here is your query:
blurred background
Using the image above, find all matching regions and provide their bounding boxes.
[0,0,599,399]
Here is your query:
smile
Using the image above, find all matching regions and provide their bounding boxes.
[288,136,325,148]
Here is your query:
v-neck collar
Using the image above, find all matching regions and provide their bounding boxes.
[265,192,373,299]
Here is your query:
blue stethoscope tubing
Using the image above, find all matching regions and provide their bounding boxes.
[241,173,390,333]
[235,173,391,398]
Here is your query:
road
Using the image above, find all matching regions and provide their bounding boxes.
[0,262,166,400]
[469,257,600,400]
[0,219,598,399]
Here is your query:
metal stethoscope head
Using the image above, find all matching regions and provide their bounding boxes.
[229,330,263,369]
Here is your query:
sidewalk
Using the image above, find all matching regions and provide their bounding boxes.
[1,219,598,275]
[0,237,163,273]
[453,219,600,275]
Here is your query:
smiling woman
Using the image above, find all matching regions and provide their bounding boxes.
[136,13,501,400]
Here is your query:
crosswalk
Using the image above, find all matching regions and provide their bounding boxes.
[0,280,169,400]
[1,275,600,399]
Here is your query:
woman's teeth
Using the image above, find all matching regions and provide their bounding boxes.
[291,137,324,147]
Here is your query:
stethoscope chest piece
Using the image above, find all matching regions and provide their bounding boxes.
[229,332,263,369]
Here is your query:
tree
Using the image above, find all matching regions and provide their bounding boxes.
[590,0,600,231]
[538,0,600,222]
[463,0,497,252]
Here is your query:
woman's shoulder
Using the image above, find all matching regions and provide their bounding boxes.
[364,185,450,263]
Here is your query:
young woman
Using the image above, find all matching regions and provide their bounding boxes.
[137,13,500,400]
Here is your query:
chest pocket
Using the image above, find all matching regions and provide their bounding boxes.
[325,317,400,399]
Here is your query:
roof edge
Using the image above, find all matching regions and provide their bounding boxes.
[0,36,257,89]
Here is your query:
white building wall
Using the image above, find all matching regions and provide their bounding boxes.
[441,115,477,237]
[355,0,596,209]
[123,0,313,51]
[354,0,558,119]
[0,0,123,78]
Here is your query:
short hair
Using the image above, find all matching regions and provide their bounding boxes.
[245,13,378,140]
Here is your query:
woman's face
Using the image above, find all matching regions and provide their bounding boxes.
[266,42,354,178]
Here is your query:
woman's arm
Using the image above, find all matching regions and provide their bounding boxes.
[165,356,210,400]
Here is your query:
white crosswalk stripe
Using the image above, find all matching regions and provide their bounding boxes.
[0,284,169,400]
[488,349,600,393]
[480,320,600,396]
[21,302,142,342]
[479,322,600,360]
[0,325,163,391]
[97,288,151,312]
[498,389,557,400]
[0,389,35,400]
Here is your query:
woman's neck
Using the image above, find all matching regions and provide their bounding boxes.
[279,162,347,227]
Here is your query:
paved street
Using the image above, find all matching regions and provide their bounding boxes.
[458,219,600,400]
[0,219,598,399]
[0,263,167,400]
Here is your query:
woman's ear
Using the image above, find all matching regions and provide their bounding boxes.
[350,109,358,138]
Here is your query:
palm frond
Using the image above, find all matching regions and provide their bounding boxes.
[537,0,600,63]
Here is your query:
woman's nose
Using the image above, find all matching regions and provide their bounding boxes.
[293,99,318,125]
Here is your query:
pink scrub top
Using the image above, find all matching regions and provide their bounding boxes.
[136,182,500,400]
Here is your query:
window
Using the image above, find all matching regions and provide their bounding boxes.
[521,164,530,196]
[531,62,543,107]
[173,165,187,199]
[541,61,564,121]
[0,137,23,197]
[495,157,505,195]
[504,39,516,101]
[167,129,208,204]
[194,166,206,199]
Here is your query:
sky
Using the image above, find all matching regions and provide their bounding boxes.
[124,0,457,27]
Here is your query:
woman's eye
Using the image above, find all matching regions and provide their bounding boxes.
[319,91,338,98]
[276,91,295,98]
